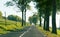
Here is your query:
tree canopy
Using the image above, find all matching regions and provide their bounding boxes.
[29,14,38,25]
[7,15,22,22]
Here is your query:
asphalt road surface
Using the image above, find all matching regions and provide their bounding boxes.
[21,26,45,37]
[0,26,30,37]
[0,26,45,37]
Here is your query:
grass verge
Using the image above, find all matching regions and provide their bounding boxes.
[0,18,23,35]
[36,26,60,37]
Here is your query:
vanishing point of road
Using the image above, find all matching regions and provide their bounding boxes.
[20,25,45,37]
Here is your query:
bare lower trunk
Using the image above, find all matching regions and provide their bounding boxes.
[39,10,42,27]
[39,16,41,26]
[22,10,23,26]
[43,16,46,30]
[45,8,50,31]
[24,8,26,25]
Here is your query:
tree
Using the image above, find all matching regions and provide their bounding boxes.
[34,0,50,31]
[44,0,52,31]
[28,14,38,25]
[35,0,57,33]
[34,0,45,26]
[28,16,33,25]
[5,0,31,26]
[52,0,57,34]
[38,8,42,26]
[17,0,31,26]
[32,14,38,25]
[7,15,22,22]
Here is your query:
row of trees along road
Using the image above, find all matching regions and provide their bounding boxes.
[5,0,31,26]
[28,14,38,25]
[33,0,60,34]
[5,0,60,34]
[29,0,60,34]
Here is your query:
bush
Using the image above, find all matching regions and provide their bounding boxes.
[7,15,22,22]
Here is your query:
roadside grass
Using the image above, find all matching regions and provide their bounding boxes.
[36,26,60,37]
[0,18,23,35]
[0,28,10,35]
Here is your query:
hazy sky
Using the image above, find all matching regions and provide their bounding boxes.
[0,0,37,22]
[0,0,60,28]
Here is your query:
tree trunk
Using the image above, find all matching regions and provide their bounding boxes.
[45,12,49,31]
[24,2,27,25]
[39,16,41,26]
[43,15,46,30]
[45,0,50,31]
[45,8,50,31]
[24,8,26,25]
[22,10,24,26]
[39,9,42,27]
[52,0,57,34]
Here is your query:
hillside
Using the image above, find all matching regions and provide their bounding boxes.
[0,18,23,35]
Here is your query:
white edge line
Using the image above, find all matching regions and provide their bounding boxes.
[19,27,31,37]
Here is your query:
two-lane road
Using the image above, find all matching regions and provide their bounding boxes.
[0,26,45,37]
[20,26,45,37]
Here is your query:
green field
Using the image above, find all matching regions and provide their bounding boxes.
[36,26,60,37]
[0,18,23,35]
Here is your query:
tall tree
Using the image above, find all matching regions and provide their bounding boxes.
[35,0,45,26]
[38,8,42,26]
[45,0,52,31]
[32,14,38,25]
[34,0,49,29]
[34,0,52,31]
[14,0,31,26]
[52,0,57,34]
[28,16,33,25]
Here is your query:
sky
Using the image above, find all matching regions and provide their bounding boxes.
[0,0,60,28]
[0,0,37,22]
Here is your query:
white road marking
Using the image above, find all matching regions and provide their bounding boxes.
[19,27,31,37]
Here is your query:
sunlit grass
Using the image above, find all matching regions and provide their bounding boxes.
[0,18,23,35]
[0,28,10,35]
[36,26,60,37]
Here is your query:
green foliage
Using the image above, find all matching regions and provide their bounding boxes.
[7,15,22,22]
[29,14,38,25]
[5,1,14,7]
[34,0,58,34]
[28,16,33,25]
[5,0,31,11]
[32,14,38,25]
[56,0,60,11]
